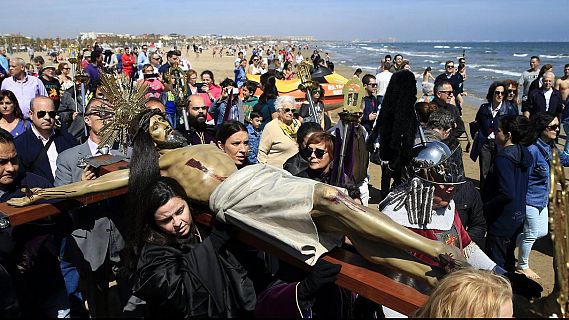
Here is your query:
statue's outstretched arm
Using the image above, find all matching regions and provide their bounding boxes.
[7,169,130,207]
[311,184,466,266]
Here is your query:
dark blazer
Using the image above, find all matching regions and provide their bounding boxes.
[14,127,78,183]
[362,95,380,133]
[452,180,486,246]
[527,88,564,117]
[432,97,465,141]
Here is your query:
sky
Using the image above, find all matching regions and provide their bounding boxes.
[2,0,568,42]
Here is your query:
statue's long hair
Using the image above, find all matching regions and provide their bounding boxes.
[121,109,163,274]
[377,70,418,173]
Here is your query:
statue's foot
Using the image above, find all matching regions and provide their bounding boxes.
[437,245,469,273]
[516,267,541,280]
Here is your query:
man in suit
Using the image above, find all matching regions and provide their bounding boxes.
[14,96,77,183]
[54,98,127,317]
[527,71,564,119]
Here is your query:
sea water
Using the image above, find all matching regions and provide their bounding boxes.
[320,41,569,107]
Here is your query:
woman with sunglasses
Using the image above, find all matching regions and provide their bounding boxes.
[298,84,331,130]
[517,112,568,280]
[503,79,520,110]
[294,132,335,180]
[258,96,300,168]
[470,81,518,192]
[0,90,31,137]
[56,63,74,92]
[247,55,263,75]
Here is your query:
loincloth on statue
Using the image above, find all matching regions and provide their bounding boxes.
[210,164,344,266]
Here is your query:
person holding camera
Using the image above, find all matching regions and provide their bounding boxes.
[208,78,243,128]
[139,64,164,99]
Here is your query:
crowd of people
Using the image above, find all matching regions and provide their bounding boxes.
[0,40,566,318]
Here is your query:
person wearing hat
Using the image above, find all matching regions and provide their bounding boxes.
[81,50,90,69]
[40,64,62,110]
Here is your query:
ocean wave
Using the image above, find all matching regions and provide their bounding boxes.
[350,65,377,71]
[470,64,497,68]
[434,45,450,49]
[513,53,528,57]
[423,59,440,64]
[399,51,442,58]
[484,50,496,54]
[540,54,569,59]
[478,68,521,77]
[453,46,472,49]
[361,46,389,53]
[340,60,346,63]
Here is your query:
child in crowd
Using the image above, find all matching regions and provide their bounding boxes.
[414,268,513,318]
[246,112,263,164]
[241,81,259,122]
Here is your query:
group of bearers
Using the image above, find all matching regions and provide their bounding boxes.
[0,64,553,318]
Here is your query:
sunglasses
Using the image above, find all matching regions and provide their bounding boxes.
[547,124,560,131]
[439,90,453,95]
[283,108,297,113]
[85,111,111,118]
[446,65,455,68]
[506,89,517,94]
[36,110,56,118]
[305,147,327,159]
[494,91,505,96]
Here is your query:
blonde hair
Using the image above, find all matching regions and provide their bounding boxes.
[414,268,512,318]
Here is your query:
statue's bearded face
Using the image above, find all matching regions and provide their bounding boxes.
[148,114,188,149]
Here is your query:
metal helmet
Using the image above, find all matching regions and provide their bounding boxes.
[405,140,465,185]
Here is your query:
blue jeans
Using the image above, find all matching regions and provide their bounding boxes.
[517,205,548,269]
[166,112,178,128]
[60,237,83,303]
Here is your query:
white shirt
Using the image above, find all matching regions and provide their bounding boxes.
[87,137,99,156]
[488,102,502,139]
[544,89,553,111]
[375,71,392,96]
[31,124,58,178]
[179,58,191,71]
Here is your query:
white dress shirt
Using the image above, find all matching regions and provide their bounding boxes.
[30,124,57,178]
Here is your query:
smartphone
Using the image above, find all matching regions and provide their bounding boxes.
[232,87,240,95]
[144,73,159,79]
[195,83,205,93]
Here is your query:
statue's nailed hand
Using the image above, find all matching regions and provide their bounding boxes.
[6,188,45,207]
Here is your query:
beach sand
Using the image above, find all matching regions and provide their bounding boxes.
[14,49,555,295]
